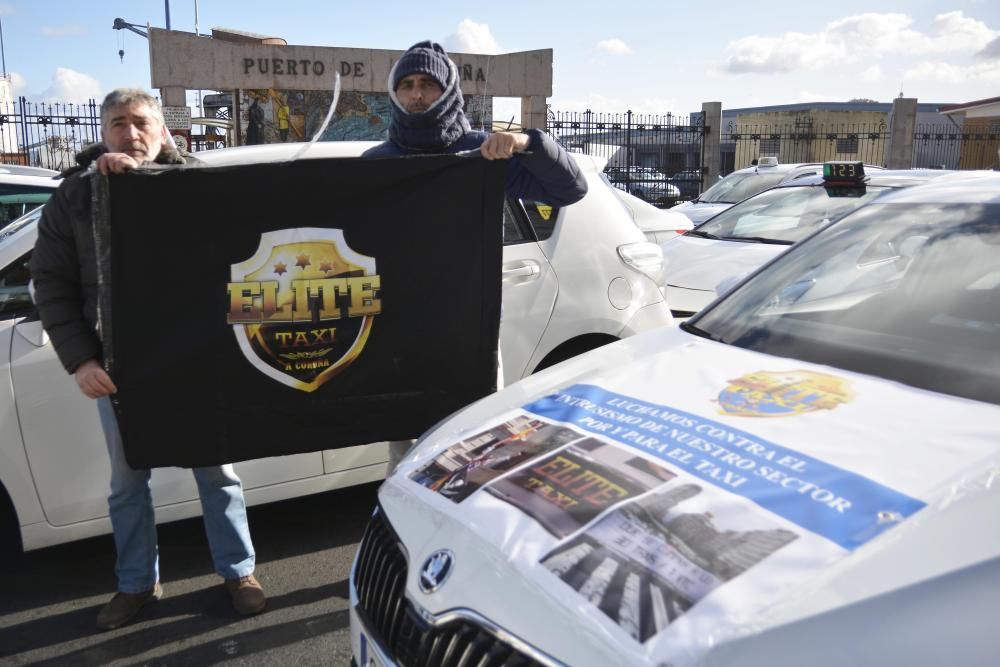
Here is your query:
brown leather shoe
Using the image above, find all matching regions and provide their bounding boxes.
[225,574,266,615]
[95,582,163,631]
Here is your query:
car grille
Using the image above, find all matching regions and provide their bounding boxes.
[354,508,549,667]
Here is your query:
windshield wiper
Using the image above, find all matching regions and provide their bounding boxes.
[684,229,721,240]
[680,321,726,343]
[721,236,794,245]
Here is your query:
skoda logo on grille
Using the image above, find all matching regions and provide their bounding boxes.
[419,549,455,594]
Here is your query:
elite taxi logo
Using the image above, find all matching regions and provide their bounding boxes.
[226,228,381,392]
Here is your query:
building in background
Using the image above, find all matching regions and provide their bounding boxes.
[938,96,1000,170]
[149,27,551,147]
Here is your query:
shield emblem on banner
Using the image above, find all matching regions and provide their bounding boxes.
[227,227,381,392]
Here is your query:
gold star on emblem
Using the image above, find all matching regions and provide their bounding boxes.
[295,254,311,269]
[273,262,288,275]
[319,261,334,273]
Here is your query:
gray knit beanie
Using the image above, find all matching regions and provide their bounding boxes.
[391,41,452,91]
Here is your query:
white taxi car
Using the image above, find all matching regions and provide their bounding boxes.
[671,158,883,226]
[350,172,1000,666]
[661,164,950,317]
[0,141,672,561]
[612,187,694,244]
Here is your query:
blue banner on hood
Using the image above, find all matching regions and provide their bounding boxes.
[524,384,926,551]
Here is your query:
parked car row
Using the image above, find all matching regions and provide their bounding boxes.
[661,164,953,317]
[4,145,999,665]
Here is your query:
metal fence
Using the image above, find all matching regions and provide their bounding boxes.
[0,97,100,172]
[549,110,704,205]
[912,123,1000,169]
[720,120,888,175]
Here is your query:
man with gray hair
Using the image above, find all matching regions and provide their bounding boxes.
[29,88,266,630]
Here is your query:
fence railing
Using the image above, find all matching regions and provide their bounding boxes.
[549,110,704,204]
[0,98,100,172]
[912,123,1000,169]
[720,121,888,174]
[2,98,997,184]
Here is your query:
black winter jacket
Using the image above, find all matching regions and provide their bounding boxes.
[362,128,588,207]
[29,143,190,374]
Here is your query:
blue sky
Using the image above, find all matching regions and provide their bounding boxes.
[0,0,997,120]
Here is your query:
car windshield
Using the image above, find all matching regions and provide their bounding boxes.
[690,202,1000,405]
[695,183,889,244]
[698,170,791,204]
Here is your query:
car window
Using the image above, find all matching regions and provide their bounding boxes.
[503,198,530,245]
[520,200,559,241]
[699,171,789,204]
[0,184,52,229]
[0,251,35,319]
[698,185,889,243]
[0,207,43,244]
[693,202,1000,405]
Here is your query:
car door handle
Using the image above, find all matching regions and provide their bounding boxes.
[502,263,541,282]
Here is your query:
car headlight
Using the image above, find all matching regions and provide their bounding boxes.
[617,241,664,285]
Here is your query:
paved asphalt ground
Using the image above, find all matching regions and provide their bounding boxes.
[0,481,381,666]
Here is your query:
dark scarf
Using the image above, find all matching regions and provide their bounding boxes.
[388,61,470,152]
[59,141,187,179]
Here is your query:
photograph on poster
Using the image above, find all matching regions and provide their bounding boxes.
[485,441,676,537]
[541,481,799,643]
[410,415,582,502]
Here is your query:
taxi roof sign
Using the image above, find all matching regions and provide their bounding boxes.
[823,161,865,182]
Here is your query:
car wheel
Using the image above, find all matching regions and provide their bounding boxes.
[533,334,619,374]
[0,485,23,568]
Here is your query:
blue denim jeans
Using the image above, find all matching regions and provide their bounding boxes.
[97,397,256,593]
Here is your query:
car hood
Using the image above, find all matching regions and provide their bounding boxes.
[378,327,1000,666]
[662,235,785,292]
[671,201,732,225]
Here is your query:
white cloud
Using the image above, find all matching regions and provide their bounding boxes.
[8,72,25,96]
[40,24,88,38]
[904,60,1000,84]
[978,35,1000,59]
[596,39,633,56]
[34,68,101,103]
[861,65,883,82]
[444,19,499,54]
[725,11,999,74]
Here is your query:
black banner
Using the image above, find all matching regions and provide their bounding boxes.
[94,154,505,468]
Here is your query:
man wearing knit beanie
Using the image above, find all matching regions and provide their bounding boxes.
[364,40,587,208]
[365,41,589,474]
